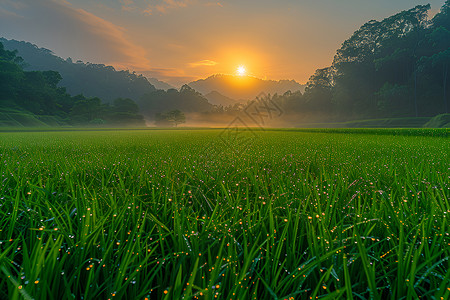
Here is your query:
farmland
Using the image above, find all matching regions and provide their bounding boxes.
[0,129,449,299]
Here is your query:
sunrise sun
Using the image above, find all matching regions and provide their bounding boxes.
[237,66,246,76]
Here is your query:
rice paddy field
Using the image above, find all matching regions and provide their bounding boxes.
[0,128,449,300]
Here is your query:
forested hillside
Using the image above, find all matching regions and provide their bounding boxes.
[0,42,144,127]
[275,3,450,123]
[0,38,156,103]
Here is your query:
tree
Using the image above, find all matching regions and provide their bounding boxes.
[155,110,186,127]
[300,4,432,119]
[106,98,144,125]
[112,98,139,114]
[430,49,450,113]
[42,70,62,88]
[433,0,450,30]
[303,68,334,114]
[419,26,450,113]
[375,83,410,116]
[70,97,104,123]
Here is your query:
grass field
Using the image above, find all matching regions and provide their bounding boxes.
[0,129,449,299]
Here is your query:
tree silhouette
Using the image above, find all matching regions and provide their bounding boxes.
[155,110,186,127]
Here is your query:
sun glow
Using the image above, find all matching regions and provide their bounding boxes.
[237,66,246,76]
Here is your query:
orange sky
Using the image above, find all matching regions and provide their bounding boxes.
[0,0,446,87]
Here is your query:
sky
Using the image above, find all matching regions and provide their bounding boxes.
[0,0,446,87]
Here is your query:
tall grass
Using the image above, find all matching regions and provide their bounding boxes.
[0,129,448,299]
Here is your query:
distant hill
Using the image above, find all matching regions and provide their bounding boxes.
[188,74,305,101]
[0,41,145,127]
[147,77,175,90]
[0,38,156,102]
[204,90,239,106]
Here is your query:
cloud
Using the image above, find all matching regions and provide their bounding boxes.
[0,7,24,19]
[0,0,28,10]
[68,4,151,69]
[205,2,223,8]
[117,0,193,15]
[120,0,136,12]
[189,60,219,67]
[0,0,150,70]
[118,0,222,15]
[0,0,27,18]
[142,0,193,15]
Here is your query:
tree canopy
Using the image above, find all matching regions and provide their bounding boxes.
[276,2,450,122]
[155,110,186,127]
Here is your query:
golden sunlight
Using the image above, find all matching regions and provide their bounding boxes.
[236,66,246,76]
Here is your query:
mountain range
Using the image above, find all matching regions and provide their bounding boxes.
[189,74,305,104]
[147,77,175,90]
[1,38,303,107]
[203,91,239,106]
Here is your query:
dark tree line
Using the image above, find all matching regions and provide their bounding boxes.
[273,2,450,122]
[0,42,144,126]
[138,85,213,121]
